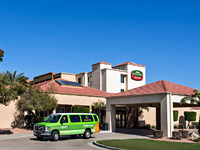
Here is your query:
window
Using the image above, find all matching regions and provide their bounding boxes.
[44,114,61,123]
[60,115,68,123]
[78,78,82,84]
[69,115,81,123]
[121,89,124,92]
[121,75,124,83]
[56,108,64,113]
[81,115,93,122]
[93,115,98,122]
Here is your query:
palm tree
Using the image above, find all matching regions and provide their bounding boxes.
[92,100,106,125]
[181,90,200,130]
[181,90,200,105]
[3,71,27,84]
[0,49,4,62]
[0,71,28,105]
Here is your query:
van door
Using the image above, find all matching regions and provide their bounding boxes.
[68,115,84,135]
[59,115,70,136]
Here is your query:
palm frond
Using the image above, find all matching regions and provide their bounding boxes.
[180,96,193,104]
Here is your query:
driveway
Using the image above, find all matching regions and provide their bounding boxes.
[0,131,148,150]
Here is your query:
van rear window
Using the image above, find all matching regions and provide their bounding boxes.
[81,115,93,122]
[93,115,98,121]
[69,115,81,123]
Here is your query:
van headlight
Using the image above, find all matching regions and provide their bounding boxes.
[45,126,50,132]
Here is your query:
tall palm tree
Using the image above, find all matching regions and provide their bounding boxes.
[0,49,4,62]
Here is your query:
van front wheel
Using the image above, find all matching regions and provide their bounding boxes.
[51,131,59,141]
[83,129,91,139]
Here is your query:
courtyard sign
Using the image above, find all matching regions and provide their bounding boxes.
[131,70,143,81]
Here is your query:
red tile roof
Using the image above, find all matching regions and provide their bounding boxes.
[36,78,109,97]
[36,79,197,98]
[34,72,56,79]
[108,80,197,97]
[113,61,145,68]
[92,61,111,66]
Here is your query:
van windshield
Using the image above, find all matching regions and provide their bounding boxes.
[44,114,61,123]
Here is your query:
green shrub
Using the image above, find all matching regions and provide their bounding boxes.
[184,112,196,122]
[178,124,185,129]
[151,125,156,129]
[24,115,47,128]
[72,105,90,113]
[43,117,47,121]
[35,116,45,123]
[24,115,34,128]
[173,111,179,121]
[146,124,151,129]
[191,122,199,129]
[193,137,200,142]
[24,115,33,121]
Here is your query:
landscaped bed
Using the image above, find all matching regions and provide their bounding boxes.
[97,139,200,150]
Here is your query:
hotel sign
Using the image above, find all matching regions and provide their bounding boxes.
[131,70,143,81]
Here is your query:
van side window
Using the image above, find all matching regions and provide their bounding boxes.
[61,115,68,123]
[93,115,98,121]
[81,115,93,122]
[69,115,81,123]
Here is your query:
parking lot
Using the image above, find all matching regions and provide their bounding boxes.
[0,131,148,150]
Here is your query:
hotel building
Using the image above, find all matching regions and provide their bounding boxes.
[0,61,199,137]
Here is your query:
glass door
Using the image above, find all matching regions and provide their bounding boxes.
[116,111,126,128]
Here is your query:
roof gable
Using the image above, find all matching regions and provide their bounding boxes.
[113,61,145,68]
[109,80,197,97]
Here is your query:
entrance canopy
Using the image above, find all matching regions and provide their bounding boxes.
[106,80,199,137]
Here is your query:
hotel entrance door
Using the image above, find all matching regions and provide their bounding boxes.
[116,110,126,128]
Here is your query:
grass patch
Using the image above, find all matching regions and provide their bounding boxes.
[97,139,200,150]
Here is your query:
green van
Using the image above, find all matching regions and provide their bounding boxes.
[33,113,99,141]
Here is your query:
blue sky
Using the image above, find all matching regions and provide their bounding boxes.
[0,0,200,89]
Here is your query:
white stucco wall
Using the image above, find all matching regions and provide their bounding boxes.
[92,63,111,91]
[104,69,127,93]
[127,65,146,90]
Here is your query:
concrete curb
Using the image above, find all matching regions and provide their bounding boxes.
[99,130,112,133]
[93,140,124,150]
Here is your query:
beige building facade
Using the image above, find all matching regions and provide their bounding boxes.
[1,61,199,138]
[0,101,17,128]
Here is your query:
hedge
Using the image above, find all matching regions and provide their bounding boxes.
[184,112,196,122]
[72,105,90,113]
[191,122,199,129]
[173,110,179,121]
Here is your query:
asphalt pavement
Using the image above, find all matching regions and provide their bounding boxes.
[0,131,148,150]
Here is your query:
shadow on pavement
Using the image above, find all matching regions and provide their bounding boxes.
[0,129,13,135]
